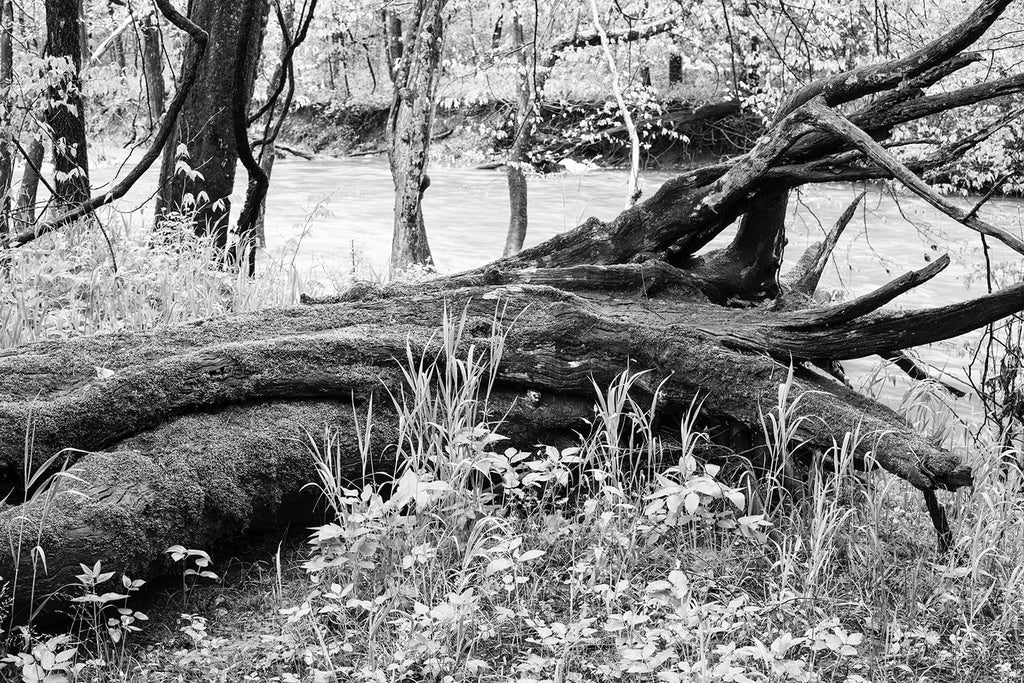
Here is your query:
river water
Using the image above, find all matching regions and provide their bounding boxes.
[251,158,1024,302]
[89,154,1024,420]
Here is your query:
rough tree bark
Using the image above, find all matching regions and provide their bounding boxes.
[385,0,447,276]
[154,0,268,250]
[141,13,165,126]
[44,0,91,209]
[0,0,13,244]
[1,0,1022,618]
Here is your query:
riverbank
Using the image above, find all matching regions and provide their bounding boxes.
[274,99,1024,198]
[278,99,758,170]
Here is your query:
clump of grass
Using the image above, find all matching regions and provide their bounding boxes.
[0,210,332,349]
[279,309,1024,683]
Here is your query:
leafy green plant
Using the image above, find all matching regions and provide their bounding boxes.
[165,546,220,609]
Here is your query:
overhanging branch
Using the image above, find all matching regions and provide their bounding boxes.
[805,97,1024,256]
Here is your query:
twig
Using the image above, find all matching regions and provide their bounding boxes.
[587,0,641,206]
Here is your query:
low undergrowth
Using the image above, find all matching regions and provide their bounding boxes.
[272,311,1024,683]
[0,210,333,350]
[2,311,1023,682]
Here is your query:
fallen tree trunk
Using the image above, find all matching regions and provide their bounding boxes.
[0,276,993,613]
[2,0,1023,619]
[0,392,591,614]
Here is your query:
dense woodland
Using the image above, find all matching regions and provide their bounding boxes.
[0,0,1023,681]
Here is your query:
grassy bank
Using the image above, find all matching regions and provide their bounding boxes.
[0,210,337,350]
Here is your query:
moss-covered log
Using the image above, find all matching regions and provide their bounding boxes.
[0,390,590,615]
[0,277,993,616]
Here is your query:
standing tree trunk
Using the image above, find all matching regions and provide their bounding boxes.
[0,0,14,244]
[105,1,126,70]
[251,0,296,250]
[155,0,268,251]
[503,13,530,257]
[668,53,682,83]
[77,0,88,65]
[44,0,91,209]
[15,139,45,229]
[141,13,165,127]
[588,0,641,205]
[234,0,317,275]
[385,0,447,277]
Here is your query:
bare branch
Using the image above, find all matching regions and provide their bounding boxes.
[777,0,1013,117]
[247,0,319,126]
[542,16,678,69]
[785,254,951,329]
[88,13,146,68]
[731,278,1024,361]
[782,190,866,296]
[805,98,1024,256]
[880,351,966,398]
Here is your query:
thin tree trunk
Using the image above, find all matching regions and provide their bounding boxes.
[386,0,446,276]
[503,13,530,257]
[77,0,88,66]
[588,0,640,205]
[234,0,318,274]
[383,11,402,82]
[337,30,350,100]
[15,139,44,228]
[44,0,91,209]
[251,1,296,249]
[142,13,165,126]
[0,0,14,244]
[668,54,682,83]
[106,1,125,70]
[155,0,268,250]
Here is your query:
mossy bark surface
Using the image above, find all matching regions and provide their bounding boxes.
[0,276,985,614]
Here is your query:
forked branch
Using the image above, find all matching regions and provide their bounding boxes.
[805,98,1024,256]
[783,191,866,296]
